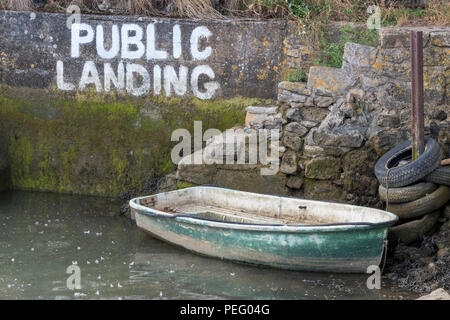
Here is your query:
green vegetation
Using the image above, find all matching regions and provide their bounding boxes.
[0,87,269,196]
[315,26,380,68]
[1,1,448,27]
[286,67,308,82]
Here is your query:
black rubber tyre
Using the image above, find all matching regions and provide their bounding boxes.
[378,182,437,203]
[387,185,450,219]
[423,166,450,186]
[389,210,440,245]
[375,138,441,188]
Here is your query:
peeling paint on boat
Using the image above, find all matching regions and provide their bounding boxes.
[130,186,398,273]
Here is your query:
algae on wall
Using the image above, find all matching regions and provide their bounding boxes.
[0,86,269,196]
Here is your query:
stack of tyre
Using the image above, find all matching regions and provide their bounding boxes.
[375,138,450,244]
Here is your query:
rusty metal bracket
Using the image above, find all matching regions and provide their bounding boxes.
[411,30,424,160]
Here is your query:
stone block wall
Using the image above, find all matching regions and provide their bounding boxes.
[176,26,449,207]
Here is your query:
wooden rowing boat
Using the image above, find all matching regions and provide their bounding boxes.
[130,186,398,273]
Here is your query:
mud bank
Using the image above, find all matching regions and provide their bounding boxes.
[385,204,450,294]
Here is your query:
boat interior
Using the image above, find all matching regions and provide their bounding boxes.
[136,187,396,226]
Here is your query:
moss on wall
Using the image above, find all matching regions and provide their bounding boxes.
[0,86,269,196]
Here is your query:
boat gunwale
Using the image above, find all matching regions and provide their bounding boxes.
[129,186,398,233]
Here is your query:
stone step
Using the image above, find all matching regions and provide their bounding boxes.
[307,66,357,96]
[341,42,379,75]
[277,81,310,103]
[245,105,280,128]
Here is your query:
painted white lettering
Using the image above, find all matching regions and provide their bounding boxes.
[121,24,145,59]
[153,65,162,95]
[146,24,168,60]
[172,24,182,59]
[190,26,212,61]
[191,65,219,100]
[104,62,125,92]
[96,25,120,59]
[163,65,188,96]
[71,23,94,58]
[56,60,75,91]
[126,63,150,96]
[79,61,101,92]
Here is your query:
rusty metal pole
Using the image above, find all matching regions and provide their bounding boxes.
[411,30,424,160]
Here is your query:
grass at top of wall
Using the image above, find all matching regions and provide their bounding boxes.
[1,0,448,27]
[286,67,308,83]
[315,26,380,69]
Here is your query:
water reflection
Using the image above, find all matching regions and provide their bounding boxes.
[0,191,417,300]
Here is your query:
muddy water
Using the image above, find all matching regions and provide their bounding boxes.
[0,191,418,300]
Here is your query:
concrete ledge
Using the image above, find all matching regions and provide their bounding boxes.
[307,66,357,96]
[380,26,450,48]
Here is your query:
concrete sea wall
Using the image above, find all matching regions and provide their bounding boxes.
[0,10,448,203]
[0,10,295,99]
[0,10,352,196]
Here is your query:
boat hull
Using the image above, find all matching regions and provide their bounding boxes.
[132,208,388,273]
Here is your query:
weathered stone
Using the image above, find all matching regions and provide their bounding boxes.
[423,66,446,105]
[429,110,447,121]
[342,42,379,74]
[283,122,308,151]
[308,66,357,96]
[213,169,288,196]
[369,128,410,155]
[339,102,357,118]
[251,113,285,130]
[280,150,297,174]
[283,130,304,151]
[424,46,450,67]
[304,97,314,107]
[246,106,278,114]
[285,122,308,136]
[299,120,318,128]
[379,27,438,48]
[176,163,217,185]
[305,127,317,146]
[298,107,329,123]
[314,128,365,148]
[278,81,311,95]
[303,145,325,158]
[290,102,303,108]
[377,113,400,128]
[286,175,304,189]
[303,145,345,158]
[278,90,308,103]
[417,288,450,300]
[261,114,284,130]
[304,157,341,180]
[303,178,343,201]
[314,96,335,108]
[429,31,450,47]
[286,108,303,122]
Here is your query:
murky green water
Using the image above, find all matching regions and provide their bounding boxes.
[0,191,418,300]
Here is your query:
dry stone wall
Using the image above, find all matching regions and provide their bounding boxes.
[177,26,450,207]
